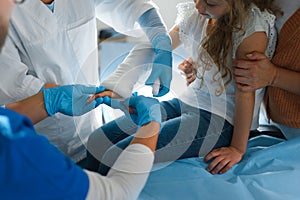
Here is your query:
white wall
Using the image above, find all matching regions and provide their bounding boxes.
[152,0,188,30]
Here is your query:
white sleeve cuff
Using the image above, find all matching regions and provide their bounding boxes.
[85,144,154,200]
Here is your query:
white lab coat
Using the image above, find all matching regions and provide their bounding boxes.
[0,0,154,162]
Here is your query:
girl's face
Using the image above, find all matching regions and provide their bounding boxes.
[194,0,230,19]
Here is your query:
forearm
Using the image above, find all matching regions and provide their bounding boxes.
[169,25,181,50]
[231,91,255,153]
[6,92,48,124]
[130,122,160,152]
[272,66,300,95]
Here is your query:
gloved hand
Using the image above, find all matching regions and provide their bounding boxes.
[43,84,106,116]
[127,95,162,126]
[145,34,172,97]
[105,95,161,126]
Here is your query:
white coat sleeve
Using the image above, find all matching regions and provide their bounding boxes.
[0,36,44,104]
[101,42,154,98]
[94,0,156,36]
[85,144,154,200]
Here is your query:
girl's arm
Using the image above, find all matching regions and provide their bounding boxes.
[169,25,182,50]
[205,32,268,174]
[231,32,267,152]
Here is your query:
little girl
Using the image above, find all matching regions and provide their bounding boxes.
[87,0,279,175]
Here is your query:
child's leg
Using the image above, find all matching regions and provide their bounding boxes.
[101,43,154,98]
[98,101,233,175]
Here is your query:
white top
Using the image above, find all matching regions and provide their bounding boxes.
[176,2,277,130]
[85,144,154,200]
[0,0,155,162]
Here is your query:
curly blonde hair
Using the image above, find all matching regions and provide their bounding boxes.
[197,0,281,95]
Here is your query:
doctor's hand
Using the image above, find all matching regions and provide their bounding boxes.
[127,95,161,126]
[43,84,106,116]
[103,95,161,126]
[204,146,243,175]
[146,34,172,97]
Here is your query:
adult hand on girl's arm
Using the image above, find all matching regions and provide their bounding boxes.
[233,52,277,91]
[233,52,300,95]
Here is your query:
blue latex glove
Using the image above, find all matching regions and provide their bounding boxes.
[43,85,106,116]
[106,95,161,127]
[145,34,172,97]
[127,96,162,126]
[138,9,172,97]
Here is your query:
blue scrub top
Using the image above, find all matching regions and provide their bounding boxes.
[0,108,89,199]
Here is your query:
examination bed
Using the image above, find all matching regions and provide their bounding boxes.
[139,133,300,200]
[99,41,300,200]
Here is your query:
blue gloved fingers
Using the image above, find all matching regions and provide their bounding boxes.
[145,63,172,97]
[127,96,161,126]
[102,96,112,106]
[102,96,130,116]
[95,86,106,94]
[89,86,108,107]
[145,33,172,97]
[155,85,169,97]
[94,97,104,107]
[61,93,92,116]
[44,85,107,117]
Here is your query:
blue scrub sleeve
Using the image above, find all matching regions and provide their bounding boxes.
[0,108,89,200]
[138,8,167,42]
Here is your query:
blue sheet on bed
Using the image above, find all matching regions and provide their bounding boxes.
[139,135,300,200]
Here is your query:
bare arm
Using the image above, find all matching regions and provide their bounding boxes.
[6,92,48,124]
[231,33,268,153]
[169,25,182,50]
[6,83,59,124]
[130,121,160,152]
[205,32,267,174]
